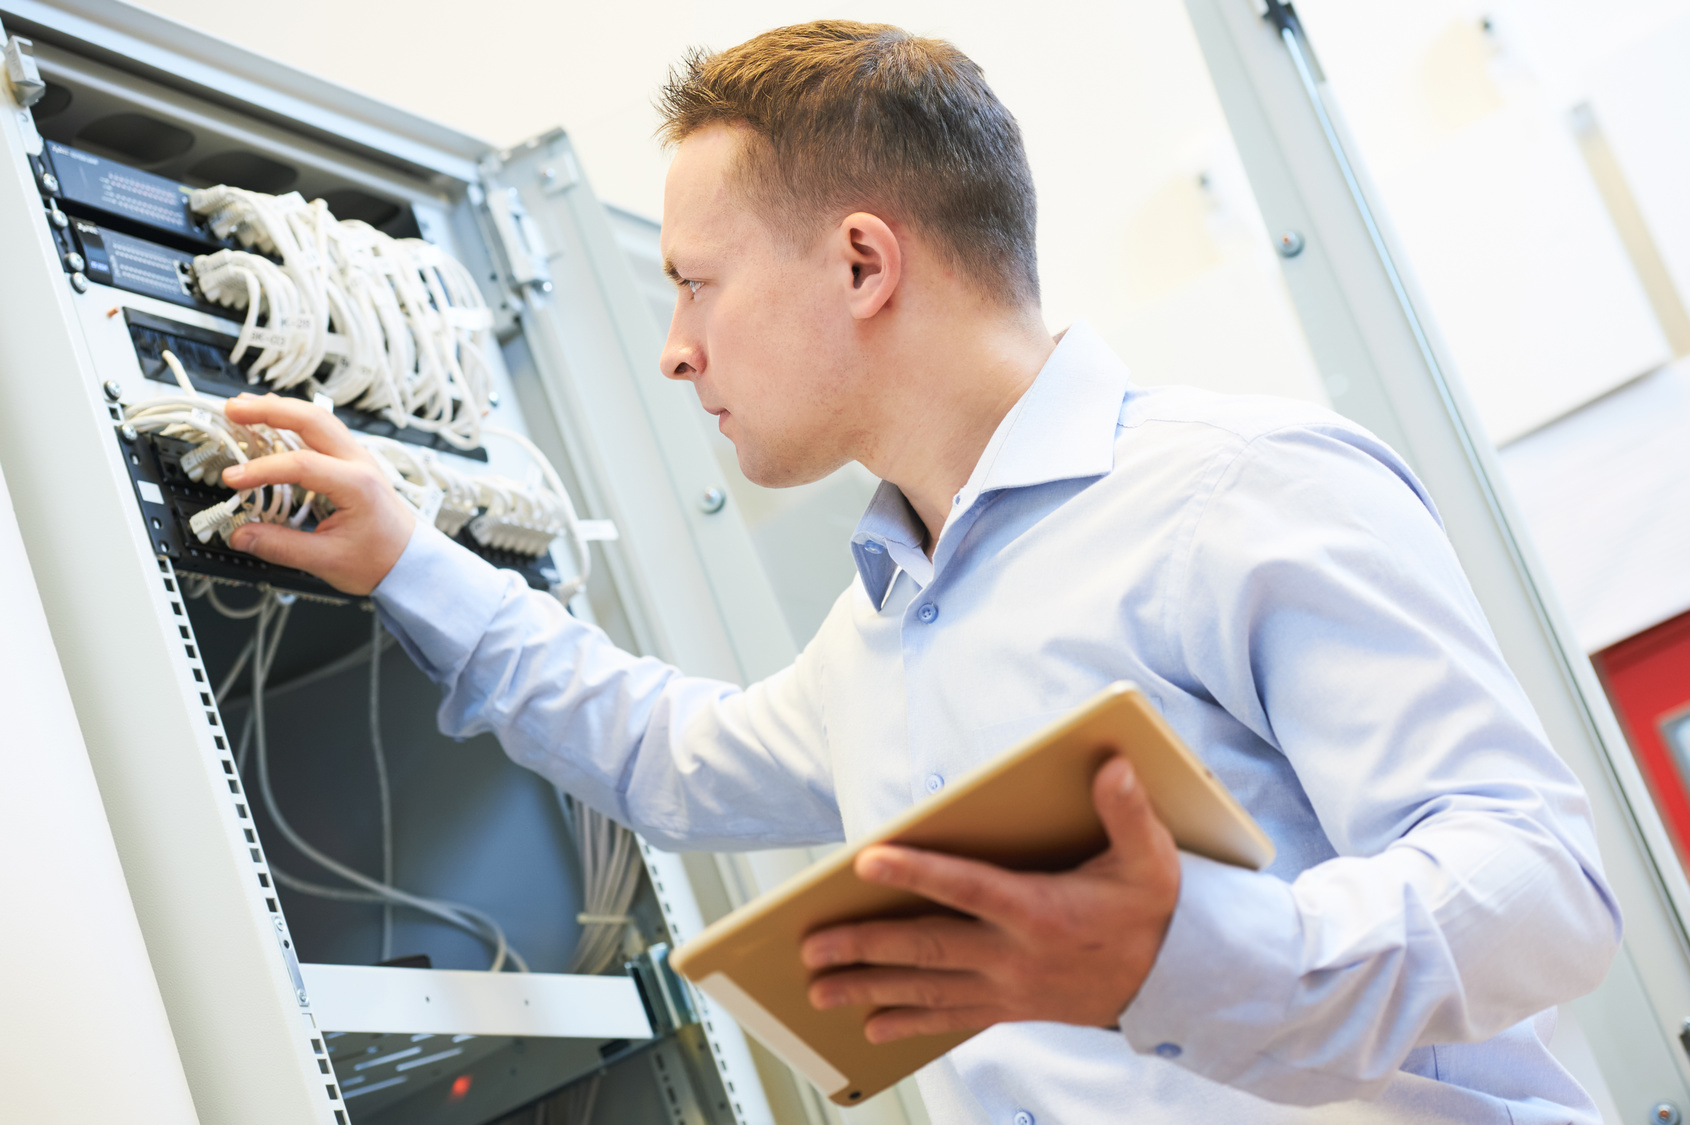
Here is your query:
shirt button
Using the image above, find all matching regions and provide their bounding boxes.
[924,773,945,793]
[953,494,962,505]
[1012,1113,1034,1125]
[1154,1042,1182,1059]
[917,602,938,623]
[861,541,884,555]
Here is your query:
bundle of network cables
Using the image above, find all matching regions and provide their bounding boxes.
[124,351,592,598]
[186,185,494,452]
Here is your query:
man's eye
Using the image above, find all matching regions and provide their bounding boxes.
[684,279,702,295]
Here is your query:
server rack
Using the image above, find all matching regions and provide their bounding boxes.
[0,3,816,1122]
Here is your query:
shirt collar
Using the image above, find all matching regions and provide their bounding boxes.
[849,321,1131,607]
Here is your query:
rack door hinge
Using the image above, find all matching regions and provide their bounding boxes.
[627,942,697,1037]
[482,184,554,298]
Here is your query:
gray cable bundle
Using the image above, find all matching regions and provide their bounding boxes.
[558,790,644,976]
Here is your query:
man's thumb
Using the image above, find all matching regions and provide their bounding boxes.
[1092,756,1176,871]
[229,522,317,571]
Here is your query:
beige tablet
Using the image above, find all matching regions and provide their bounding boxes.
[668,681,1274,1105]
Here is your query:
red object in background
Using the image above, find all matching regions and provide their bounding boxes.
[1595,609,1690,867]
[449,1074,472,1102]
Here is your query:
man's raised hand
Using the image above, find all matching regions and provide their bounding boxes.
[219,393,415,596]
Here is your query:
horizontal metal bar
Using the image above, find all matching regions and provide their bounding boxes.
[299,965,654,1040]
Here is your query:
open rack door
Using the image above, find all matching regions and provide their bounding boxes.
[474,128,851,1125]
[474,129,796,688]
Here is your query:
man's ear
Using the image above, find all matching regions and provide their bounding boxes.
[835,212,902,320]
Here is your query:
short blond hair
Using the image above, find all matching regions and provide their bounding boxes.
[657,21,1040,305]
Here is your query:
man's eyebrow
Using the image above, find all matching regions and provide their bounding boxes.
[662,258,684,284]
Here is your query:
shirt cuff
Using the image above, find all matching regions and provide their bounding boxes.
[371,522,513,682]
[1118,851,1301,1084]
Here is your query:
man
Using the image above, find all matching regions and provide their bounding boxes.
[220,20,1620,1123]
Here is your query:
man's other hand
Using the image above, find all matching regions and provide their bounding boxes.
[799,756,1181,1043]
[218,393,416,596]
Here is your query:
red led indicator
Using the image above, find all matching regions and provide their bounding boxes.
[449,1074,472,1101]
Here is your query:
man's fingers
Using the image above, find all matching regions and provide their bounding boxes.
[861,1004,1000,1045]
[808,967,992,1012]
[226,522,335,572]
[222,393,365,460]
[1092,756,1180,879]
[223,449,375,506]
[855,845,1030,924]
[801,914,994,971]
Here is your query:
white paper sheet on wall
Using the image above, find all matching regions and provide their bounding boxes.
[1500,358,1690,652]
[1295,1,1673,446]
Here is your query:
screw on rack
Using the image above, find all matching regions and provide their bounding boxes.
[64,251,85,273]
[699,487,726,515]
[69,271,89,294]
[1654,1103,1683,1125]
[39,171,59,193]
[102,380,123,403]
[1276,230,1306,258]
[119,423,139,443]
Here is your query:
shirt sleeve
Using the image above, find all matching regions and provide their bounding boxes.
[1116,423,1622,1104]
[371,523,844,852]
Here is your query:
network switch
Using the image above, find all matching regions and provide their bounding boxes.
[68,218,208,310]
[32,139,231,250]
[126,309,490,458]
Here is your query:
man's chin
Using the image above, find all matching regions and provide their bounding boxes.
[735,444,840,490]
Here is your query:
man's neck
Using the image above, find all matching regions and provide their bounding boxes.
[856,307,1056,554]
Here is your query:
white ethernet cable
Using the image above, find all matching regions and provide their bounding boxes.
[362,428,590,598]
[124,352,320,545]
[247,591,527,972]
[125,352,591,596]
[215,602,632,978]
[369,611,395,963]
[186,186,494,453]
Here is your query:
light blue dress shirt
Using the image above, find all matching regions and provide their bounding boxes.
[375,322,1620,1122]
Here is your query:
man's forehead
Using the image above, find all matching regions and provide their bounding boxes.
[661,127,754,263]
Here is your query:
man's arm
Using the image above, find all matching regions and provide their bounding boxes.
[220,394,844,851]
[1112,423,1621,1102]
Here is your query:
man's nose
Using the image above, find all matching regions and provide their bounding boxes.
[662,346,701,382]
[660,323,702,382]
